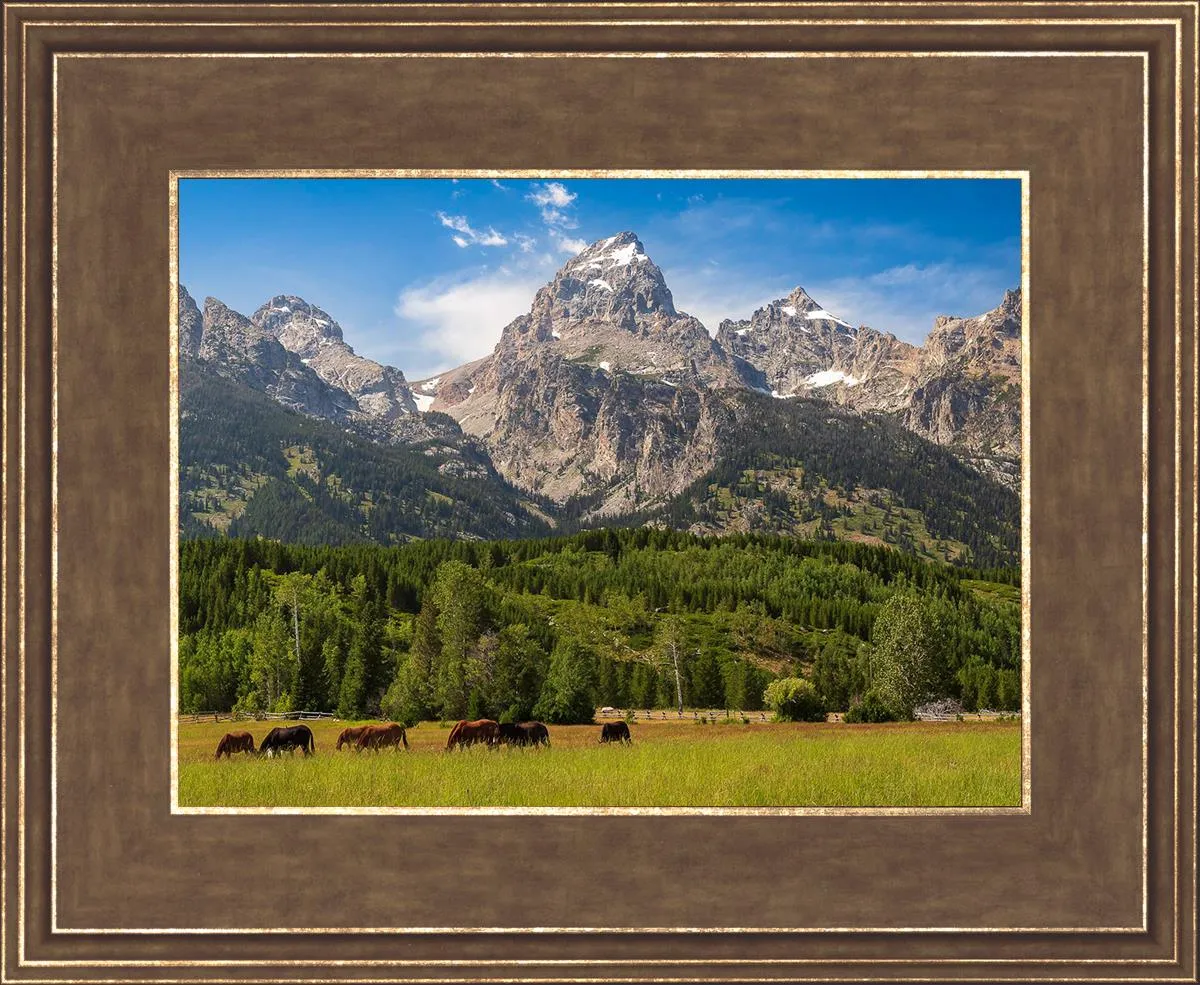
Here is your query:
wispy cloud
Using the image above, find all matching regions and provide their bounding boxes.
[553,233,589,255]
[655,256,1015,343]
[527,181,579,228]
[436,212,508,248]
[806,261,1016,342]
[393,254,560,377]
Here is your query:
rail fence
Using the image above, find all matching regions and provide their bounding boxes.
[597,708,770,722]
[181,710,336,724]
[182,709,768,724]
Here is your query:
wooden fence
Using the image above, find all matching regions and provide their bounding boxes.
[182,709,770,724]
[181,710,336,724]
[597,708,769,722]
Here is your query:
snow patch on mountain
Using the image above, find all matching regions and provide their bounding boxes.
[806,309,852,328]
[806,369,861,388]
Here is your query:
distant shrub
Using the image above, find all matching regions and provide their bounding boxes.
[763,678,827,723]
[844,689,901,723]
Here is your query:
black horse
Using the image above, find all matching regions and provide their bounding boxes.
[520,721,550,747]
[599,721,632,744]
[259,724,316,757]
[495,721,551,748]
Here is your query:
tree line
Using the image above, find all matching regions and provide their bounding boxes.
[178,528,1021,723]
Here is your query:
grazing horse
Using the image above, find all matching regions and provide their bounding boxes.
[214,731,256,758]
[599,721,632,744]
[355,723,409,751]
[493,721,551,748]
[494,722,525,747]
[336,725,372,751]
[446,719,499,750]
[520,721,550,747]
[259,723,316,757]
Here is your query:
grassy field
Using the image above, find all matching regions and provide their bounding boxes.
[177,717,1022,809]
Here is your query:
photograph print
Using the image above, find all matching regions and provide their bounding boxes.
[174,174,1024,810]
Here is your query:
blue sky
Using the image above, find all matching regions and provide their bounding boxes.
[179,177,1021,379]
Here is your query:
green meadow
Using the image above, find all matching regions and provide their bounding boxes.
[178,718,1022,809]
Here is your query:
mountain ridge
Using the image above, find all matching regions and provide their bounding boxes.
[177,230,1022,566]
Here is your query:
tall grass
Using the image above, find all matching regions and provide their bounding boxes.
[179,724,1021,808]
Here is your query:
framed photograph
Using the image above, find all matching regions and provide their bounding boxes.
[3,3,1196,983]
[172,171,1027,815]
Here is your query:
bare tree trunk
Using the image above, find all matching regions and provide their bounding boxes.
[292,587,301,668]
[669,640,684,716]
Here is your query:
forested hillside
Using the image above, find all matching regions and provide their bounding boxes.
[178,529,1021,724]
[572,393,1020,569]
[180,373,553,544]
[184,363,1021,570]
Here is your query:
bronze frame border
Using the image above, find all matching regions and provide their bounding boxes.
[3,3,1196,982]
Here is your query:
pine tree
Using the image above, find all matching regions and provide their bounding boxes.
[533,638,597,724]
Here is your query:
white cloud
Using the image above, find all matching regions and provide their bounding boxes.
[393,256,560,376]
[514,233,537,254]
[528,181,576,210]
[553,234,589,255]
[527,182,579,228]
[436,211,508,248]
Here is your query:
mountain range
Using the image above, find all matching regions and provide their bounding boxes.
[178,231,1022,567]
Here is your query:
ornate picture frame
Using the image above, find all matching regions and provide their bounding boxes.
[3,3,1196,981]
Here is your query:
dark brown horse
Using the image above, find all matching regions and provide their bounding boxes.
[599,721,632,744]
[259,723,316,757]
[446,719,498,750]
[495,722,550,748]
[214,731,256,758]
[336,725,372,750]
[355,723,409,751]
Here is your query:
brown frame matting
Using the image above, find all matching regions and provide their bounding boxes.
[2,3,1196,983]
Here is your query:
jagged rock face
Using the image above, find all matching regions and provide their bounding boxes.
[921,288,1021,377]
[716,286,920,409]
[188,296,358,421]
[252,295,344,356]
[473,349,731,511]
[251,296,419,426]
[429,233,745,503]
[496,232,740,388]
[181,289,493,488]
[177,285,204,358]
[718,285,1021,485]
[179,231,1024,511]
[903,289,1022,463]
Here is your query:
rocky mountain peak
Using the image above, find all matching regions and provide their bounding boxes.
[480,230,737,391]
[252,295,345,358]
[202,296,265,345]
[930,288,1021,338]
[530,231,678,329]
[178,285,204,357]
